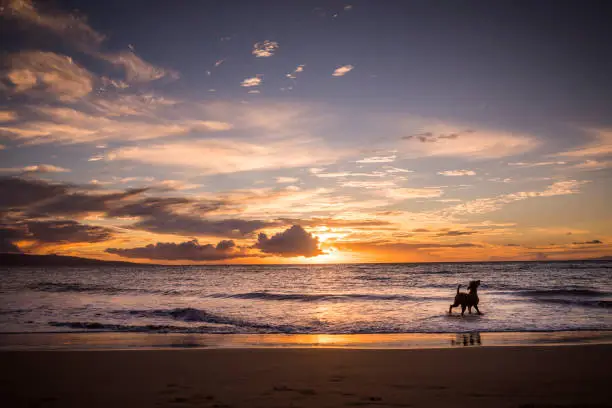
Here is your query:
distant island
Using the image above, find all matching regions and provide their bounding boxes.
[0,253,148,267]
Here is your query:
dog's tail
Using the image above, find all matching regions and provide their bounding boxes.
[456,284,461,294]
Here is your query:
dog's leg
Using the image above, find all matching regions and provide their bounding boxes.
[449,303,458,314]
[461,305,466,316]
[468,306,472,314]
[474,305,482,315]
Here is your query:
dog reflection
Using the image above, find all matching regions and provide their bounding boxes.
[451,332,482,346]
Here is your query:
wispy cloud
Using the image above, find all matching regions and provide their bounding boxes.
[0,164,70,174]
[401,126,538,159]
[332,65,354,77]
[384,187,443,200]
[438,169,476,176]
[356,155,396,163]
[1,0,176,84]
[101,51,177,83]
[509,161,566,167]
[556,129,612,157]
[0,111,17,122]
[276,177,299,184]
[241,76,262,87]
[252,40,279,57]
[567,159,612,171]
[1,0,105,48]
[341,180,396,189]
[439,180,588,216]
[383,166,413,173]
[5,51,93,101]
[0,106,232,145]
[107,138,342,175]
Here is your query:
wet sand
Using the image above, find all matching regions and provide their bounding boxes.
[1,345,611,408]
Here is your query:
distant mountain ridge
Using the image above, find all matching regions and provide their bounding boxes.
[0,253,148,267]
[1,252,610,267]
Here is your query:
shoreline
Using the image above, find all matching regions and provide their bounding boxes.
[2,330,611,350]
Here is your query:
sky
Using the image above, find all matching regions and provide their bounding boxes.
[0,0,611,264]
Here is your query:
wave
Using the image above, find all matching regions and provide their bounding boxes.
[420,270,459,275]
[28,282,123,294]
[533,298,612,309]
[112,307,313,332]
[27,282,184,296]
[48,321,234,333]
[516,289,609,297]
[355,275,392,281]
[207,292,438,302]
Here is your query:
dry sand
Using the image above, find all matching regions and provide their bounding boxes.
[1,345,610,408]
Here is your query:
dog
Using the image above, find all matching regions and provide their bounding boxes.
[449,280,481,315]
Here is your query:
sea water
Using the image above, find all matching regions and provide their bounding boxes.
[1,261,610,335]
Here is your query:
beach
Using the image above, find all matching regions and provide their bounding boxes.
[2,344,611,408]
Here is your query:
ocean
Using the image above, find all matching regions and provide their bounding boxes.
[1,261,611,337]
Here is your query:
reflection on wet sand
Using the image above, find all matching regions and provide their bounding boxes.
[1,330,611,350]
[450,332,482,347]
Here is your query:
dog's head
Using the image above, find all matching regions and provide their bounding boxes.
[467,280,481,290]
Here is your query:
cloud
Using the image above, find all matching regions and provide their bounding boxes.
[0,226,24,253]
[557,129,612,157]
[132,214,272,238]
[438,180,588,216]
[278,217,392,229]
[1,0,105,49]
[402,129,472,143]
[0,164,71,174]
[0,220,113,250]
[509,161,566,168]
[332,65,354,77]
[0,176,149,217]
[252,41,279,57]
[106,239,250,261]
[1,0,175,84]
[0,177,276,242]
[384,187,444,200]
[356,155,396,163]
[0,177,68,209]
[436,230,477,237]
[401,126,538,159]
[107,138,341,175]
[286,65,305,79]
[572,240,602,245]
[438,169,476,176]
[567,159,612,171]
[276,177,299,184]
[315,171,385,178]
[334,241,481,252]
[101,51,177,83]
[383,166,413,173]
[0,106,232,144]
[341,180,396,189]
[254,225,323,257]
[23,220,113,243]
[32,188,147,217]
[4,51,93,101]
[0,111,17,122]
[241,76,262,87]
